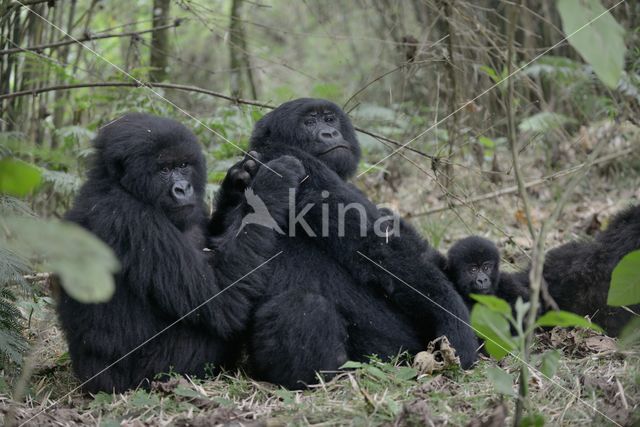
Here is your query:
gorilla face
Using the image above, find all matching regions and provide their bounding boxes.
[93,113,206,229]
[447,236,501,297]
[251,98,361,179]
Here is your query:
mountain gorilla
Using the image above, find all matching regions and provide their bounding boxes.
[58,113,304,393]
[445,236,529,309]
[445,203,640,336]
[213,98,477,389]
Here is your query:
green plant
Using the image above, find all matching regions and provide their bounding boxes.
[470,294,601,423]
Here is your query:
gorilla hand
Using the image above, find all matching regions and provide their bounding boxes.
[223,150,262,195]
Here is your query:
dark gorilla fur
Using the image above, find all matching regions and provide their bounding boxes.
[445,236,529,309]
[214,98,477,389]
[445,203,640,336]
[58,113,304,393]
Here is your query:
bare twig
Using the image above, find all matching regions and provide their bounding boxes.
[0,21,182,56]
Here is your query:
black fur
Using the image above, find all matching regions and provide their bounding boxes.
[541,204,640,335]
[214,98,477,389]
[445,204,640,336]
[57,113,304,393]
[445,236,528,309]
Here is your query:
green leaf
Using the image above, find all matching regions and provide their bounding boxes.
[478,136,496,149]
[340,361,364,369]
[557,0,626,88]
[395,366,418,381]
[471,304,517,360]
[0,216,119,303]
[364,365,386,380]
[608,250,640,306]
[479,65,500,83]
[520,413,546,427]
[535,310,602,332]
[275,388,296,404]
[539,350,561,378]
[486,366,516,396]
[0,158,42,197]
[129,390,160,408]
[174,386,204,398]
[470,294,512,316]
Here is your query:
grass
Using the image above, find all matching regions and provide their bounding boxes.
[1,326,638,426]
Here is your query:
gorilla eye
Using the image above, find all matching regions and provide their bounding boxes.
[179,162,188,169]
[325,115,335,123]
[304,118,316,126]
[160,166,171,173]
[470,266,478,274]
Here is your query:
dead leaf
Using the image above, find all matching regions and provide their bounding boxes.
[413,336,461,375]
[413,351,443,375]
[584,335,617,353]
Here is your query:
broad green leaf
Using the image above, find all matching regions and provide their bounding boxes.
[0,216,119,303]
[557,0,626,88]
[470,294,512,316]
[471,304,517,360]
[486,366,516,396]
[535,310,602,332]
[539,349,561,378]
[608,250,640,306]
[0,158,42,196]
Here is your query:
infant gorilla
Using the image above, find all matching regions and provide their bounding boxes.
[444,203,640,336]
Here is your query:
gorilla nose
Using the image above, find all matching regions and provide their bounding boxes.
[475,276,489,288]
[171,180,193,201]
[319,129,340,141]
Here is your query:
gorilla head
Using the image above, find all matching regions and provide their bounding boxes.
[250,98,361,179]
[447,236,501,297]
[91,113,206,229]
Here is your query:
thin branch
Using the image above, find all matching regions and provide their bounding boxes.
[0,21,182,56]
[0,80,438,160]
[0,81,269,104]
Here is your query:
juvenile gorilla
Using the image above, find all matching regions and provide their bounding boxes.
[214,98,477,389]
[445,204,640,336]
[445,236,529,310]
[58,113,303,392]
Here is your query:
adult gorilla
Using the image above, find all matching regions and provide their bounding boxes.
[58,113,303,393]
[213,99,477,389]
